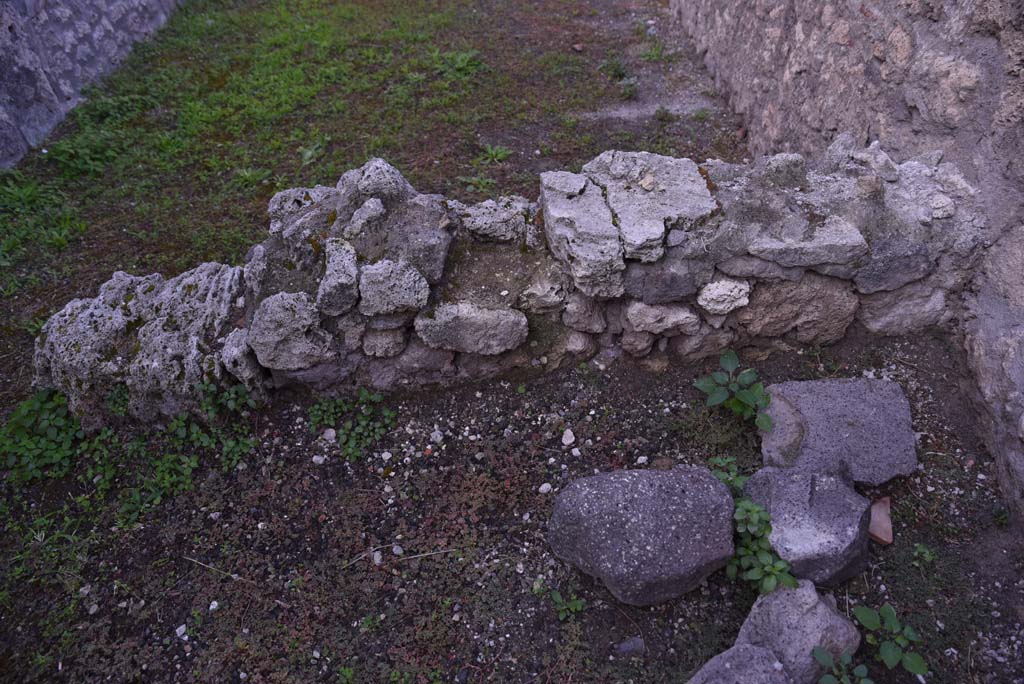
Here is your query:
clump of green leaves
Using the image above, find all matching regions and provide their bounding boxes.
[853,604,928,677]
[709,454,749,493]
[456,174,496,195]
[549,589,586,621]
[308,388,397,461]
[707,455,794,594]
[911,543,936,570]
[694,350,773,431]
[727,498,798,594]
[1,390,84,484]
[475,144,511,165]
[813,649,874,684]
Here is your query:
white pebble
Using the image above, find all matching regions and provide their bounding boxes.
[561,429,575,446]
[538,483,553,494]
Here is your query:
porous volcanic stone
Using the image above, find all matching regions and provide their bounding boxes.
[357,260,429,316]
[248,292,334,371]
[547,466,733,606]
[745,467,870,586]
[761,379,919,486]
[688,643,793,684]
[540,171,624,298]
[736,580,860,684]
[582,151,716,262]
[414,303,528,356]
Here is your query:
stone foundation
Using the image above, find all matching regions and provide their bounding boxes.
[34,141,987,436]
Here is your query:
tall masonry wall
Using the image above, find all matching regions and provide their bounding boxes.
[669,0,1024,521]
[0,0,180,167]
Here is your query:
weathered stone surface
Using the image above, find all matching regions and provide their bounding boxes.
[759,153,807,188]
[414,303,528,356]
[688,644,792,684]
[582,151,716,262]
[669,324,735,361]
[623,249,716,304]
[621,330,655,357]
[858,280,947,335]
[736,273,859,344]
[217,328,265,396]
[623,301,701,336]
[736,581,860,684]
[564,331,597,357]
[357,260,429,317]
[540,171,624,298]
[965,229,1024,522]
[362,328,407,358]
[697,277,751,315]
[762,379,919,486]
[718,255,803,282]
[450,196,534,243]
[749,216,868,269]
[853,238,934,294]
[547,466,733,606]
[746,467,870,586]
[562,292,606,334]
[316,239,359,316]
[248,292,333,371]
[34,263,244,425]
[518,263,571,314]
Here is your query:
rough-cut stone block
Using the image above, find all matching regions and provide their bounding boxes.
[623,301,701,336]
[540,170,624,298]
[688,644,793,684]
[357,260,429,317]
[316,239,359,316]
[762,379,919,486]
[248,292,333,371]
[414,303,528,356]
[749,216,868,268]
[562,292,606,333]
[698,277,751,315]
[735,273,859,344]
[582,151,716,262]
[547,466,733,606]
[449,195,534,243]
[745,467,870,586]
[623,249,716,304]
[736,580,860,684]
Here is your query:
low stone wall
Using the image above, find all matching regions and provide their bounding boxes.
[33,141,987,433]
[668,0,1024,522]
[0,0,180,167]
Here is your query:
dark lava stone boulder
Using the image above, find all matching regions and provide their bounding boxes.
[547,466,734,606]
[762,378,918,486]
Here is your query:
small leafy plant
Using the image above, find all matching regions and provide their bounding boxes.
[709,454,748,493]
[1,390,84,484]
[549,589,586,622]
[853,604,928,677]
[308,389,397,461]
[813,648,874,684]
[694,350,773,431]
[727,499,798,594]
[475,144,512,165]
[911,543,936,570]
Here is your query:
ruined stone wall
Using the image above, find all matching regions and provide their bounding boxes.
[669,0,1024,523]
[34,144,987,438]
[0,0,180,167]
